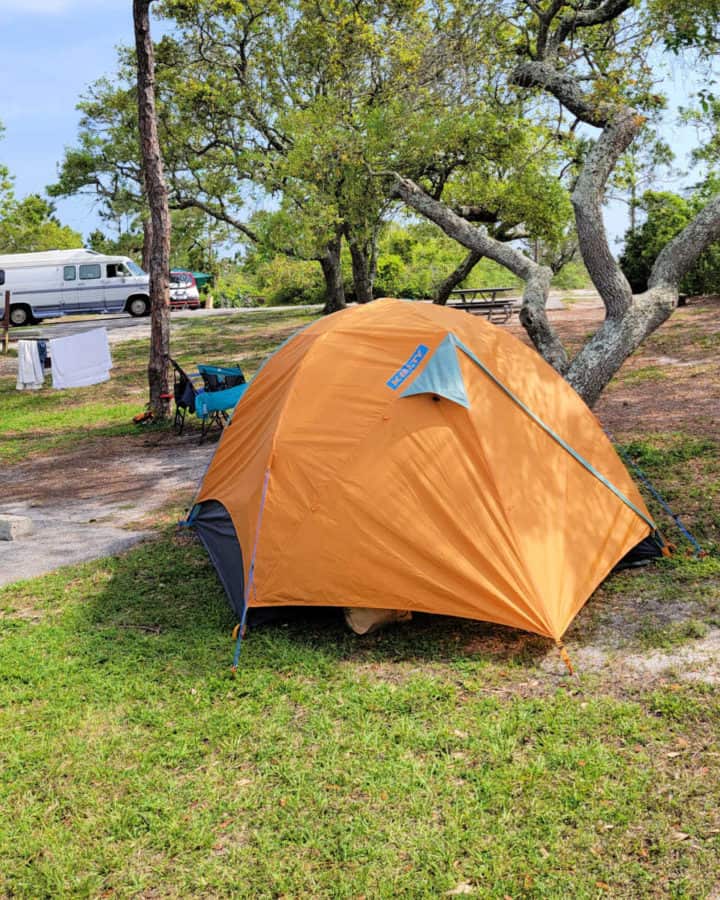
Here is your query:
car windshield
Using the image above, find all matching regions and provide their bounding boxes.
[125,260,145,277]
[171,272,193,286]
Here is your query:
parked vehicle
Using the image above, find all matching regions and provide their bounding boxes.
[0,249,151,326]
[169,270,201,309]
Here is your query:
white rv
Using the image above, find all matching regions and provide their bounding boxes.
[0,249,151,326]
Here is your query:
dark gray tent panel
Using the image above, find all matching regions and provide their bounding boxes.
[192,500,245,618]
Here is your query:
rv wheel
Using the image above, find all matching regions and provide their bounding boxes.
[9,305,31,327]
[127,297,149,318]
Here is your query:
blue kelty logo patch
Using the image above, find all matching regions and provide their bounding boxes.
[386,344,429,389]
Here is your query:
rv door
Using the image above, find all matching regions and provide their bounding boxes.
[62,265,79,312]
[104,262,130,312]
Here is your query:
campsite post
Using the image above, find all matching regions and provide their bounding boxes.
[2,290,9,354]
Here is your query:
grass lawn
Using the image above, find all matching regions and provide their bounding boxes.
[2,302,720,897]
[2,535,720,898]
[0,309,317,462]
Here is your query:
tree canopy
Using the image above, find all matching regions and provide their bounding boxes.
[48,0,720,403]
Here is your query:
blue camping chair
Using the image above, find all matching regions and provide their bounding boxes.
[196,364,247,439]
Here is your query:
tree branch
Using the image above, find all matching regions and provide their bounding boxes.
[171,196,260,245]
[548,0,634,56]
[570,108,640,317]
[392,174,568,371]
[511,60,615,127]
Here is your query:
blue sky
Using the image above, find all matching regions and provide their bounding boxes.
[0,0,709,251]
[0,0,137,237]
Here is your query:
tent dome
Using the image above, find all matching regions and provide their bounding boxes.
[193,298,656,641]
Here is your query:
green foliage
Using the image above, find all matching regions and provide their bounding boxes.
[374,253,404,296]
[88,208,233,276]
[649,0,720,52]
[373,224,522,299]
[0,121,15,217]
[244,255,325,306]
[550,260,591,290]
[87,226,144,260]
[235,223,525,303]
[0,194,81,255]
[619,190,720,294]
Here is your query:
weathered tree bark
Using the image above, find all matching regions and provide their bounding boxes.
[319,229,346,315]
[393,175,567,372]
[134,0,171,418]
[347,235,374,303]
[433,249,483,305]
[141,213,152,273]
[570,110,641,319]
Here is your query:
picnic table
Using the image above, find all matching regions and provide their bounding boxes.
[447,287,516,324]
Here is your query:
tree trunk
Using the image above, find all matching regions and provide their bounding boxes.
[433,249,483,305]
[134,0,171,418]
[569,109,639,319]
[565,287,676,406]
[347,236,374,303]
[141,214,152,273]
[320,231,346,315]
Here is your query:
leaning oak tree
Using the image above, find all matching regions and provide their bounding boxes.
[393,0,720,407]
[134,0,171,417]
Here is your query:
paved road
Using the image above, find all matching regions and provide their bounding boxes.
[12,303,323,343]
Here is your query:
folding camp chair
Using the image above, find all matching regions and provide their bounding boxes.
[169,357,203,434]
[195,363,248,439]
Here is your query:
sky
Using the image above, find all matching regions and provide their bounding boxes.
[0,0,710,253]
[0,0,139,237]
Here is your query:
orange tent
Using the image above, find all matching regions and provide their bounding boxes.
[192,298,659,643]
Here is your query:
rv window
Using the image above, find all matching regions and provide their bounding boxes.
[64,265,77,281]
[0,270,4,286]
[79,264,101,280]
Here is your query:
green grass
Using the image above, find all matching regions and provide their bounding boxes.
[0,309,318,462]
[618,434,718,470]
[636,618,709,650]
[614,434,720,548]
[2,534,720,898]
[618,365,670,385]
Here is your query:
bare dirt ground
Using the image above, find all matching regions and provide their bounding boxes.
[0,430,214,585]
[3,292,719,685]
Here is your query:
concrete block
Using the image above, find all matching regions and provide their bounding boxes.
[0,515,34,541]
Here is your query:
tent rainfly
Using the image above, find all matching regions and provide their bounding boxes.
[190,298,663,650]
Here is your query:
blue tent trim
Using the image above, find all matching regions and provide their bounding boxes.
[400,334,470,408]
